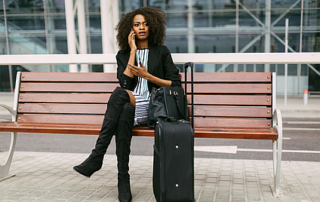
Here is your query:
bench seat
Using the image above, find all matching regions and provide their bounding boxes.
[0,122,278,140]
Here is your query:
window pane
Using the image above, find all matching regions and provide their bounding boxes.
[272,0,301,9]
[9,36,47,54]
[241,0,265,9]
[302,34,320,52]
[7,15,45,31]
[238,34,264,53]
[303,9,320,31]
[194,34,235,53]
[167,12,188,28]
[0,37,7,54]
[271,33,300,52]
[198,0,236,10]
[301,64,308,76]
[4,0,44,15]
[239,11,265,27]
[87,0,100,12]
[149,0,182,10]
[52,15,66,30]
[271,9,301,27]
[0,65,11,92]
[304,0,320,9]
[45,0,66,14]
[119,0,142,13]
[165,35,188,53]
[277,64,285,75]
[288,64,298,75]
[211,12,235,27]
[0,17,5,33]
[90,36,102,53]
[51,36,68,54]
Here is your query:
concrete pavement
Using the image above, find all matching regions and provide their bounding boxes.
[1,152,320,202]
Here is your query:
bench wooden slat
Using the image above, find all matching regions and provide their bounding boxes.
[21,72,118,82]
[18,93,271,106]
[188,95,272,106]
[18,103,107,115]
[181,72,272,82]
[20,83,119,93]
[0,122,277,140]
[19,93,111,103]
[21,72,272,83]
[20,83,271,94]
[16,114,271,129]
[194,117,271,128]
[184,84,272,94]
[17,104,271,118]
[193,106,272,118]
[17,114,104,125]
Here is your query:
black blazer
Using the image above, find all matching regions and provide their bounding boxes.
[116,44,181,92]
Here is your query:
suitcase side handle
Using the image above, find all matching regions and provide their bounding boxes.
[183,62,194,128]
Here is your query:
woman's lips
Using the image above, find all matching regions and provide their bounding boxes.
[139,32,146,36]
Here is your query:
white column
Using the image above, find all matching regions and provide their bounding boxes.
[284,18,289,106]
[65,0,78,72]
[188,0,194,53]
[77,0,89,72]
[264,0,271,72]
[101,0,119,73]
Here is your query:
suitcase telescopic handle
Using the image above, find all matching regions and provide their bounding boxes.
[183,62,194,128]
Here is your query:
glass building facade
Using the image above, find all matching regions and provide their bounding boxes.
[0,0,319,94]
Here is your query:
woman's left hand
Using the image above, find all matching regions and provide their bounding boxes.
[128,62,150,80]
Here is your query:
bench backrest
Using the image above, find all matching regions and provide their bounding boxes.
[181,72,274,129]
[16,72,274,129]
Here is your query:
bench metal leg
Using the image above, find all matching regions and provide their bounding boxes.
[0,132,17,181]
[271,109,283,197]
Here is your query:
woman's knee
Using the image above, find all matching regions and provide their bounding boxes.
[109,87,130,104]
[125,90,136,107]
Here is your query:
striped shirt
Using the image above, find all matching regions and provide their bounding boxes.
[133,49,150,99]
[132,49,150,126]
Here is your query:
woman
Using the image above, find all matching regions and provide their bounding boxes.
[73,7,181,202]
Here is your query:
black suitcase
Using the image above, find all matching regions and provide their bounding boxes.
[153,118,195,202]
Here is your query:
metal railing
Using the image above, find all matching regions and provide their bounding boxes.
[1,53,320,67]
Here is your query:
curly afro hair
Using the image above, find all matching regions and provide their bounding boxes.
[115,7,167,51]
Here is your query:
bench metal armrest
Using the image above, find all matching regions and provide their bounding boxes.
[271,108,283,197]
[0,104,17,180]
[0,104,16,121]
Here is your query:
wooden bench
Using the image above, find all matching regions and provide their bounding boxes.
[0,70,283,197]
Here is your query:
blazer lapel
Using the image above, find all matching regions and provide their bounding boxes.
[147,44,159,75]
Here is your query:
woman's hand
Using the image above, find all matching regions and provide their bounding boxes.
[128,62,150,79]
[128,29,137,52]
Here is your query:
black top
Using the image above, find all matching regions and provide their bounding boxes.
[116,44,181,92]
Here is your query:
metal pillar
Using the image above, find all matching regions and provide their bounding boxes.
[188,0,194,53]
[265,0,271,72]
[65,0,78,72]
[101,0,119,73]
[298,0,304,95]
[77,0,89,72]
[284,19,289,106]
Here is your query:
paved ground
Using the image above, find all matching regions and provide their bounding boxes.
[1,152,320,202]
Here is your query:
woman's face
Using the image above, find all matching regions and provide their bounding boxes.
[132,14,149,42]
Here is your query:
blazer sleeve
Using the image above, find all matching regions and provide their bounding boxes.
[116,51,137,91]
[162,46,181,87]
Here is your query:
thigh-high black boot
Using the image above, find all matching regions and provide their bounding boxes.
[73,87,130,178]
[116,103,135,202]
